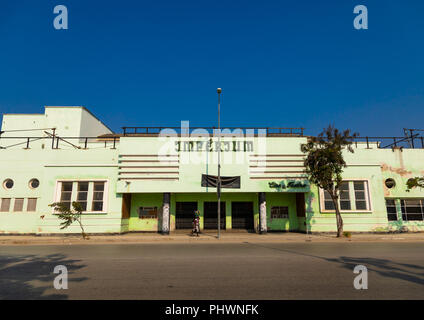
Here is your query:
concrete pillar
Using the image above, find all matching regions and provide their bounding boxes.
[258,192,267,234]
[162,193,170,234]
[199,201,204,231]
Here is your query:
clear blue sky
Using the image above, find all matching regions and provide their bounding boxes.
[1,0,423,136]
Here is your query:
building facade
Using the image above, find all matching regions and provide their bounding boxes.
[1,106,424,234]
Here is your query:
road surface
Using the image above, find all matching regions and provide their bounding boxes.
[0,242,423,299]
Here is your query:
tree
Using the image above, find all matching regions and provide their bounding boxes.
[406,177,424,190]
[301,125,357,237]
[49,201,89,239]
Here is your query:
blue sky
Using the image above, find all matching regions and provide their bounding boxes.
[1,0,423,136]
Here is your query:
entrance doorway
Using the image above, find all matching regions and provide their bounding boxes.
[176,202,197,229]
[204,202,226,230]
[231,202,254,230]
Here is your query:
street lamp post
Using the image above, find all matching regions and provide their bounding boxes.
[217,88,222,239]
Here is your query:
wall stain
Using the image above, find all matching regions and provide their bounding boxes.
[381,163,412,176]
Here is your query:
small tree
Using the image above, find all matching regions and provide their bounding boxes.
[406,177,424,190]
[50,201,89,239]
[301,125,357,237]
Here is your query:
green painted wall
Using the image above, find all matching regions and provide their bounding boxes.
[129,193,162,232]
[127,192,304,232]
[304,147,424,232]
[0,148,122,234]
[266,193,298,231]
[116,136,309,194]
[2,108,424,234]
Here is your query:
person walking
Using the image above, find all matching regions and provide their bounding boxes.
[192,210,200,237]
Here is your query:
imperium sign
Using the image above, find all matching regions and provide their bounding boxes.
[175,140,254,152]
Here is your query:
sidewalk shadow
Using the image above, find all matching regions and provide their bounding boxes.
[325,256,424,286]
[244,242,424,287]
[0,253,87,299]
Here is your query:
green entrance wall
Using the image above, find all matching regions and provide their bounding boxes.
[266,193,298,231]
[129,193,163,232]
[128,193,260,232]
[127,192,303,232]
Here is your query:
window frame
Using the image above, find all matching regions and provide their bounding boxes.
[138,206,159,219]
[13,198,24,212]
[92,182,105,212]
[400,199,424,222]
[270,206,289,219]
[59,181,73,210]
[385,199,398,221]
[27,198,38,212]
[319,179,372,213]
[54,180,109,214]
[76,182,89,211]
[0,198,12,212]
[339,181,352,210]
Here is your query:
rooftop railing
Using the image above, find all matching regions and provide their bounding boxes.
[0,136,118,150]
[1,130,424,150]
[121,126,305,137]
[350,134,423,149]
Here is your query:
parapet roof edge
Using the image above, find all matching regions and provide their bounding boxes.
[44,106,114,134]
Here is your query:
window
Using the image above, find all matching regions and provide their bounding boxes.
[340,182,351,210]
[320,180,371,212]
[92,182,105,212]
[0,198,11,212]
[13,198,24,212]
[3,179,13,190]
[60,182,73,210]
[139,207,158,219]
[401,199,424,221]
[77,182,89,211]
[271,206,289,219]
[27,198,37,212]
[354,181,368,210]
[385,199,398,221]
[56,181,107,213]
[385,178,396,189]
[323,190,335,210]
[29,179,40,189]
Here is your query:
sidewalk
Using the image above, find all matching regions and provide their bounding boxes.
[1,231,424,245]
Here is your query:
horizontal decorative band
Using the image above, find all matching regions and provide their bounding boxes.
[249,176,308,180]
[249,165,305,168]
[250,160,304,163]
[118,177,179,180]
[119,154,179,157]
[250,154,305,157]
[119,160,179,163]
[119,166,179,169]
[119,171,179,175]
[45,164,118,167]
[249,171,306,174]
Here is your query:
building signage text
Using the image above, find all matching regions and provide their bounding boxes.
[175,140,254,152]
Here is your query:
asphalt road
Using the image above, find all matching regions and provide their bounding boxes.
[0,242,423,299]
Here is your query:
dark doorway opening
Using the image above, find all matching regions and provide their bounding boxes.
[176,202,197,229]
[121,194,132,219]
[231,202,254,230]
[204,202,226,230]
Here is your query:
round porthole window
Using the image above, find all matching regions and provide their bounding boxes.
[29,179,40,189]
[385,178,396,189]
[3,179,14,190]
